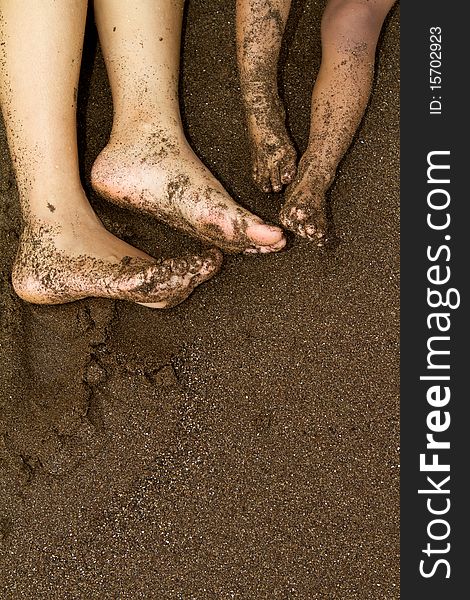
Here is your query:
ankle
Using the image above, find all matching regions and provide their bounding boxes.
[110,112,183,143]
[22,190,102,233]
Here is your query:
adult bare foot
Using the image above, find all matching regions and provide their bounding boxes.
[243,86,297,193]
[12,217,222,308]
[91,125,286,255]
[279,153,332,245]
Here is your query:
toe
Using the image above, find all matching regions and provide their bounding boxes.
[256,235,287,253]
[243,236,286,255]
[252,160,263,189]
[258,240,284,253]
[305,224,319,239]
[270,235,287,250]
[180,247,222,282]
[279,153,297,185]
[259,177,272,193]
[245,220,285,248]
[295,223,307,238]
[143,248,222,309]
[255,173,271,193]
[198,247,223,277]
[280,202,310,238]
[270,164,282,193]
[304,221,327,245]
[279,207,293,231]
[294,206,309,223]
[254,160,272,193]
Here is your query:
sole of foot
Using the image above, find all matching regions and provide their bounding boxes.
[91,132,286,255]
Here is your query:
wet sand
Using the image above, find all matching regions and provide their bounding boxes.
[0,1,400,598]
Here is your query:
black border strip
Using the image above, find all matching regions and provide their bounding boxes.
[401,2,467,597]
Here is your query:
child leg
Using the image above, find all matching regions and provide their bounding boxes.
[236,0,296,193]
[0,0,220,307]
[91,0,286,254]
[280,0,395,244]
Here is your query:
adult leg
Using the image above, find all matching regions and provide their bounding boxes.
[236,0,296,193]
[280,0,395,244]
[0,0,220,307]
[91,0,286,254]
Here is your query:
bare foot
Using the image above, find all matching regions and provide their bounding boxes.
[12,218,222,308]
[280,154,332,245]
[243,87,297,193]
[91,125,286,255]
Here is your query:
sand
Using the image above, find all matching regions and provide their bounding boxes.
[0,1,400,598]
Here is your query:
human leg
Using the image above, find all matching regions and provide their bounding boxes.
[236,0,296,193]
[0,0,219,307]
[280,0,395,243]
[91,0,286,254]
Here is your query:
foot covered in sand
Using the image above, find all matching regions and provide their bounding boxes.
[280,154,331,245]
[12,220,222,308]
[91,125,286,254]
[242,86,297,193]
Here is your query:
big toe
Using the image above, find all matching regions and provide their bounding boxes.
[245,221,286,252]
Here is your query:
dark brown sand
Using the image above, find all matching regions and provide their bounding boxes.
[0,1,399,598]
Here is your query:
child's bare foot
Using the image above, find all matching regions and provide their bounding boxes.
[280,154,332,245]
[91,125,286,255]
[243,87,297,193]
[12,217,222,308]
